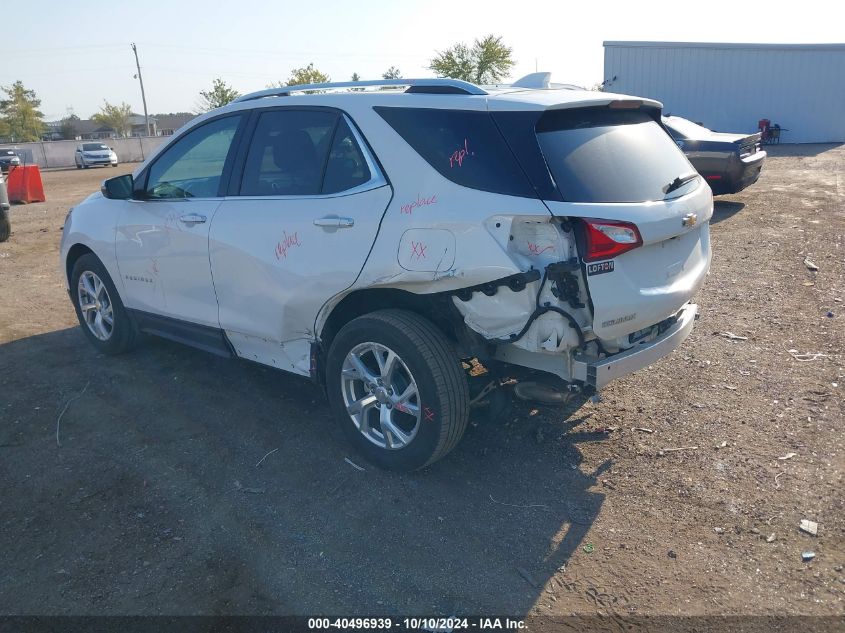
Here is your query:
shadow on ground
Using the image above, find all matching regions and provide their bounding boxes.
[0,328,607,615]
[711,200,745,224]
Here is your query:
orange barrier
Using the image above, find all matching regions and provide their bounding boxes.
[6,164,46,203]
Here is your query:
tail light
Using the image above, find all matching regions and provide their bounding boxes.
[581,219,643,262]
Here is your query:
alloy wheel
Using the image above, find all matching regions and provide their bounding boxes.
[340,342,421,450]
[77,271,114,341]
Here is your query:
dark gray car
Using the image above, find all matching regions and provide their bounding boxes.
[0,171,10,242]
[0,148,21,173]
[662,116,766,195]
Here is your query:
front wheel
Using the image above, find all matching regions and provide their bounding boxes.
[70,253,137,354]
[326,310,469,471]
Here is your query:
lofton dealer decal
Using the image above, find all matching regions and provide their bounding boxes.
[587,260,615,276]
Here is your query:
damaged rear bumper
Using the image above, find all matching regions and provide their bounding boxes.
[572,303,698,390]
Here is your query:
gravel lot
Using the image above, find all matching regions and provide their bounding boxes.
[0,149,843,619]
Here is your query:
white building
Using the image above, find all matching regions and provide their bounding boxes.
[603,41,845,143]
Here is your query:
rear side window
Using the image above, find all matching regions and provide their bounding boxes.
[322,117,371,194]
[240,110,337,196]
[374,107,534,198]
[537,109,695,203]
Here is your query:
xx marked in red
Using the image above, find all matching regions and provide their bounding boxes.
[411,241,427,260]
[423,406,435,422]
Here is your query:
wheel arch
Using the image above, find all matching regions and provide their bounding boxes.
[65,243,96,285]
[319,288,470,361]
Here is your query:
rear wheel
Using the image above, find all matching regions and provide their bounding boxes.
[70,253,137,354]
[326,310,469,471]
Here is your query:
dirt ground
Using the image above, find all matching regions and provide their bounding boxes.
[0,150,843,621]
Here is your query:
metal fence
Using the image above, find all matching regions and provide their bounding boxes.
[4,136,168,169]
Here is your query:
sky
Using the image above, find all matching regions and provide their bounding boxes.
[2,0,843,122]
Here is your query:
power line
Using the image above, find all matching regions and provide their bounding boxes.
[1,44,129,59]
[136,42,430,61]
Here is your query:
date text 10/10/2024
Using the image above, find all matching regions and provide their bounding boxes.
[308,617,527,630]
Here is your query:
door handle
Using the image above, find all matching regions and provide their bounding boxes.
[179,213,207,225]
[313,216,354,228]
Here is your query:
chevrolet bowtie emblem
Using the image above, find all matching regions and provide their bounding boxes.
[682,212,698,227]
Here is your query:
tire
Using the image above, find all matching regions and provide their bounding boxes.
[75,163,82,170]
[0,209,10,242]
[326,309,469,471]
[70,253,137,355]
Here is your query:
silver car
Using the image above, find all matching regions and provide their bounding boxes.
[74,143,118,169]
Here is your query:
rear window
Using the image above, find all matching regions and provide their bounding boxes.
[374,107,535,198]
[537,109,696,203]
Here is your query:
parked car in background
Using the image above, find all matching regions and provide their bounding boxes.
[74,143,118,169]
[662,115,765,195]
[61,75,712,470]
[0,171,10,242]
[0,149,21,173]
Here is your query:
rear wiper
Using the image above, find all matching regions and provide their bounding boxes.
[664,172,698,194]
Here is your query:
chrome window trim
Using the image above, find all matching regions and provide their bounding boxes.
[341,113,386,193]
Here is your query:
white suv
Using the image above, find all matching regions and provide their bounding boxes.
[60,75,712,471]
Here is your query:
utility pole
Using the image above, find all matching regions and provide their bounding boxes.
[131,43,151,136]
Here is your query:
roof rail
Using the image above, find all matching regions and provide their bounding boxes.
[233,78,488,102]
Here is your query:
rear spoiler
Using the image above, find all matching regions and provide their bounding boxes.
[487,90,663,114]
[547,97,663,111]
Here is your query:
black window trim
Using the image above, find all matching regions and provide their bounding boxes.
[225,105,387,199]
[132,112,249,200]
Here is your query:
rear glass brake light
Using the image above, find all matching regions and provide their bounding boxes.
[581,219,643,262]
[608,99,643,109]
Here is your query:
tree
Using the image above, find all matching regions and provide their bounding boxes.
[0,81,45,142]
[350,72,365,92]
[92,101,133,137]
[59,114,80,140]
[197,78,240,112]
[429,34,514,84]
[382,66,402,80]
[270,63,330,88]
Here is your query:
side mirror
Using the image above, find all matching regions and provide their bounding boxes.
[101,174,133,200]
